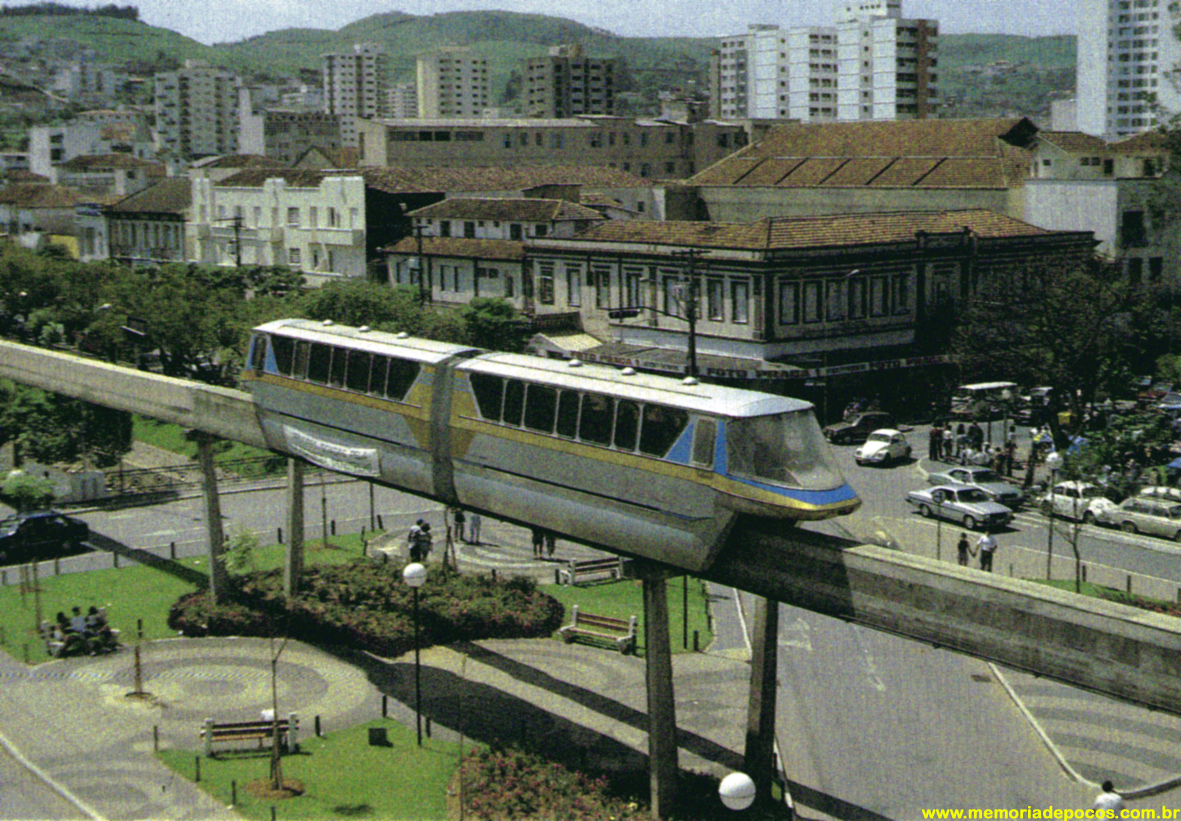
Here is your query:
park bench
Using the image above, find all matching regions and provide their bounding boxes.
[557,556,628,586]
[558,605,637,654]
[200,713,299,757]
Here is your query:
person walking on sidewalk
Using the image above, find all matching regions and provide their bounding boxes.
[956,533,974,567]
[976,533,997,572]
[531,526,544,559]
[453,507,467,543]
[469,512,481,545]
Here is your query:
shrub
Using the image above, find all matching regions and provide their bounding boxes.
[0,470,55,511]
[167,563,564,655]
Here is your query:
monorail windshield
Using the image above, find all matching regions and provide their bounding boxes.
[727,411,845,490]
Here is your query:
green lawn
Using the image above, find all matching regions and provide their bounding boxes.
[157,719,460,820]
[133,416,278,465]
[545,576,712,655]
[0,538,367,663]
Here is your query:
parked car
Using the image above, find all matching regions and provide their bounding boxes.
[927,466,1024,509]
[906,485,1013,530]
[1096,497,1181,541]
[0,511,90,565]
[1037,481,1117,523]
[854,429,911,466]
[823,411,895,444]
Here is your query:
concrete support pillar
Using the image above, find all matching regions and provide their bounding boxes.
[642,569,678,819]
[283,458,305,597]
[744,596,779,805]
[196,432,228,603]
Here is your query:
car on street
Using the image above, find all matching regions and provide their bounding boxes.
[823,411,895,444]
[906,485,1013,530]
[926,466,1025,509]
[1096,497,1181,541]
[1037,481,1117,523]
[0,510,90,565]
[854,429,912,466]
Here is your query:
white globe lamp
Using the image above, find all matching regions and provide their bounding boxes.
[719,771,757,811]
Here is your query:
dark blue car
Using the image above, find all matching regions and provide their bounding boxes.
[0,511,90,565]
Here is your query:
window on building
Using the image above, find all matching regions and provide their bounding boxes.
[803,281,822,323]
[731,280,750,324]
[567,265,582,307]
[1121,210,1147,246]
[464,221,476,238]
[892,274,910,315]
[778,280,799,325]
[440,220,451,237]
[287,208,300,227]
[625,270,644,308]
[288,247,301,266]
[708,279,725,321]
[538,264,555,304]
[594,267,610,309]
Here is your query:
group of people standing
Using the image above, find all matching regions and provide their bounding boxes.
[929,421,1019,475]
[450,508,481,545]
[530,527,559,559]
[52,605,116,656]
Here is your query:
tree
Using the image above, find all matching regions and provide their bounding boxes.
[0,471,55,512]
[459,298,531,352]
[954,254,1149,444]
[0,383,133,469]
[298,280,429,335]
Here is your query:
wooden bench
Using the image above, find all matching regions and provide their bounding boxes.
[557,556,628,586]
[558,605,637,654]
[201,713,299,757]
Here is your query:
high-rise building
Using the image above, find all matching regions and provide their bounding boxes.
[710,0,937,123]
[387,82,418,119]
[417,48,491,118]
[523,44,617,118]
[1077,0,1181,139]
[154,61,241,159]
[322,43,388,145]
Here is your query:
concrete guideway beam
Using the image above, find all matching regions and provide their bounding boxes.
[0,340,267,448]
[711,526,1181,717]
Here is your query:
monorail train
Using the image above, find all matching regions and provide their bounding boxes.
[243,319,860,573]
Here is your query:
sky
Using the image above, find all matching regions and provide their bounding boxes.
[89,0,1075,45]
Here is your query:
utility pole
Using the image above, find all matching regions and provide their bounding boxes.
[214,216,243,267]
[413,223,430,305]
[669,249,701,379]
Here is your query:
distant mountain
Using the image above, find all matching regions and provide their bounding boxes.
[0,9,1077,120]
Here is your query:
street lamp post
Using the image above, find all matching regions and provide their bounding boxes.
[412,223,431,305]
[609,252,703,380]
[402,562,427,746]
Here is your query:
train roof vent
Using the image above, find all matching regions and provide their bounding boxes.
[397,332,409,339]
[621,367,636,376]
[358,325,371,333]
[682,376,699,386]
[568,359,582,368]
[322,319,334,326]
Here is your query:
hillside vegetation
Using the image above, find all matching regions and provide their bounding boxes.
[0,8,1077,117]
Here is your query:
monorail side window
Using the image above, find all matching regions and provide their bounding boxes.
[345,350,372,393]
[639,405,688,457]
[369,355,389,396]
[614,400,639,451]
[469,373,503,420]
[524,385,557,433]
[293,340,311,379]
[251,335,268,372]
[692,419,716,468]
[329,347,348,388]
[503,380,525,426]
[385,358,420,401]
[556,390,579,438]
[306,342,332,384]
[271,335,295,376]
[580,394,615,445]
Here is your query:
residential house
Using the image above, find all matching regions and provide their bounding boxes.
[27,109,154,178]
[0,183,97,251]
[104,177,193,266]
[53,153,166,198]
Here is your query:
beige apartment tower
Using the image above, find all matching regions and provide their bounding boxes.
[524,44,618,118]
[323,43,388,145]
[417,47,491,118]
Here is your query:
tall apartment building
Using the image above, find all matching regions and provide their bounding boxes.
[417,48,491,118]
[710,0,937,123]
[154,62,241,159]
[1078,0,1181,139]
[387,82,418,118]
[523,44,618,118]
[322,43,388,146]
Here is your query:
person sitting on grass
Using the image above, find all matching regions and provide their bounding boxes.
[85,606,117,653]
[53,611,88,657]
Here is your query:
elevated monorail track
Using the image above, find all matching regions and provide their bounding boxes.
[2,338,1179,715]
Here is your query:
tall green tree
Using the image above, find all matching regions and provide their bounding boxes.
[0,383,132,468]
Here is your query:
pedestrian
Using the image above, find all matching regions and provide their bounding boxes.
[956,533,973,567]
[531,526,544,559]
[929,422,943,462]
[469,512,481,545]
[969,421,984,450]
[453,507,467,543]
[545,529,557,558]
[976,532,997,572]
[412,523,432,562]
[1004,426,1018,477]
[955,423,967,459]
[1093,780,1124,815]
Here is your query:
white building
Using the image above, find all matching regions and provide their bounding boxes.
[417,48,491,119]
[155,62,242,159]
[190,170,368,285]
[323,43,388,146]
[1077,0,1181,139]
[387,82,418,119]
[711,0,937,122]
[27,109,154,178]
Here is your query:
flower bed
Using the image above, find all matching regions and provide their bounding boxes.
[168,564,564,656]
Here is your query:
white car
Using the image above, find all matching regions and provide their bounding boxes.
[854,429,912,466]
[1038,481,1117,523]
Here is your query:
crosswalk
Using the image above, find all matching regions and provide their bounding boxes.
[999,667,1181,790]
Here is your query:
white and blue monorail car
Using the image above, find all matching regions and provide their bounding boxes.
[243,319,859,572]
